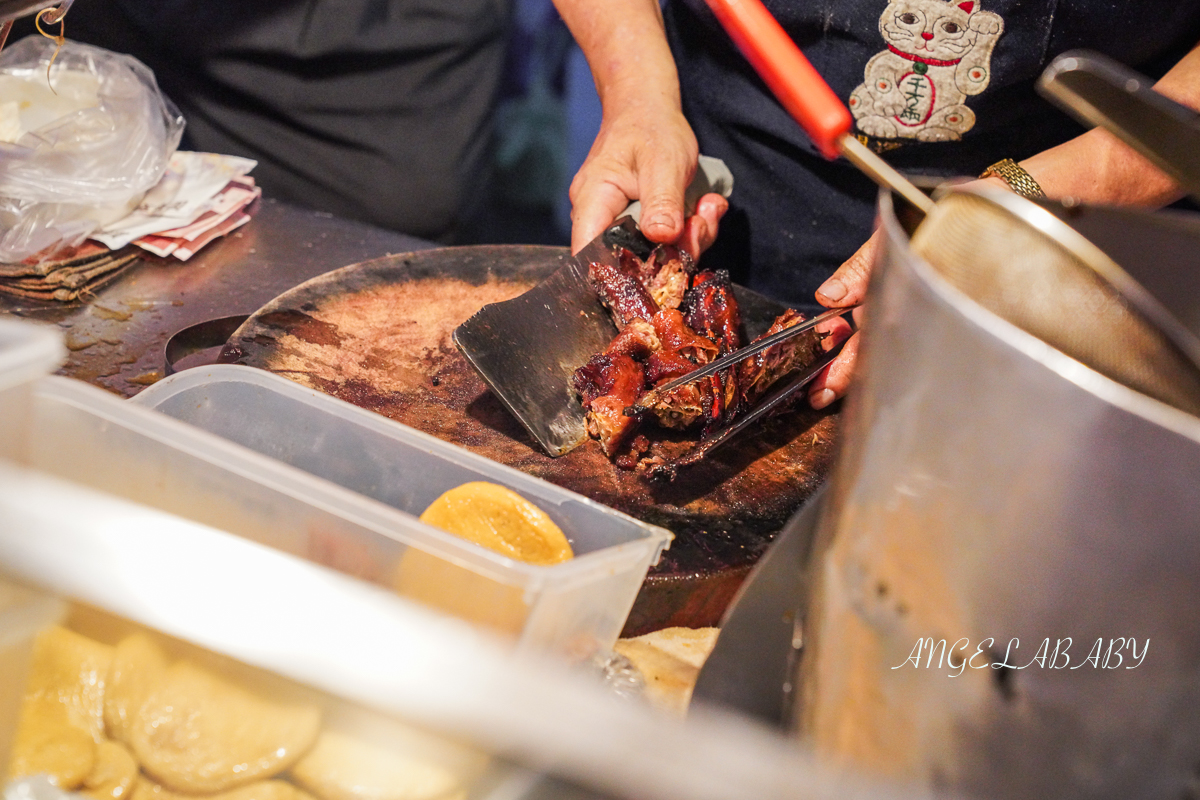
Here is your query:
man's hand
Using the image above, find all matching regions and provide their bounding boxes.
[568,100,727,256]
[554,0,727,257]
[807,229,878,409]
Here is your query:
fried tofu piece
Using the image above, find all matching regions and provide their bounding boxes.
[291,731,462,800]
[129,662,320,793]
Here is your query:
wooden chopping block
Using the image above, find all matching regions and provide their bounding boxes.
[225,245,838,634]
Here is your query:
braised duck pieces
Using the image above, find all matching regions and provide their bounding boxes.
[574,245,700,456]
[573,243,817,469]
[739,309,821,408]
[641,309,826,481]
[572,319,658,457]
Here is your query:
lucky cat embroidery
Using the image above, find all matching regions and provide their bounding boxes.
[850,0,1004,141]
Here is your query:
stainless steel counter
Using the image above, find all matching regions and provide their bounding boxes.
[0,198,435,397]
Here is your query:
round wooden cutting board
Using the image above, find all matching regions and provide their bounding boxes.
[224,245,838,634]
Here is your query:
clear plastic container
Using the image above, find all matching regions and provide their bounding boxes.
[24,368,670,655]
[0,577,64,781]
[0,319,63,462]
[0,464,876,800]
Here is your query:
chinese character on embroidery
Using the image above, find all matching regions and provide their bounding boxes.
[899,75,926,122]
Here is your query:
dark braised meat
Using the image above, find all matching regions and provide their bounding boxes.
[640,245,696,310]
[638,309,715,431]
[644,347,698,387]
[738,309,823,408]
[588,258,658,328]
[572,351,646,457]
[605,318,661,360]
[679,270,743,430]
[651,309,717,363]
[682,270,741,353]
[577,243,816,474]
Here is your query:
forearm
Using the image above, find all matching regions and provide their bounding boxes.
[552,0,681,112]
[1018,44,1200,207]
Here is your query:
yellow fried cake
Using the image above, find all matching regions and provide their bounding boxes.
[128,662,320,793]
[290,731,461,800]
[9,626,114,787]
[103,634,168,746]
[82,739,138,800]
[23,626,113,740]
[417,482,573,566]
[9,698,95,788]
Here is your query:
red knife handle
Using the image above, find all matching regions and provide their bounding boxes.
[703,0,853,159]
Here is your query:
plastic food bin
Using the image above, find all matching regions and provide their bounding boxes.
[22,367,669,655]
[0,320,891,800]
[0,464,884,800]
[0,319,63,462]
[0,576,64,779]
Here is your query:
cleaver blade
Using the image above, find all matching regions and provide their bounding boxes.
[453,217,653,457]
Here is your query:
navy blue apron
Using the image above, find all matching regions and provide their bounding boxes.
[666,0,1200,308]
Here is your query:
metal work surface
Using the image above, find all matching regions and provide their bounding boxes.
[0,198,435,397]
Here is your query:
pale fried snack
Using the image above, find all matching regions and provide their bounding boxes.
[83,739,138,800]
[13,626,461,800]
[132,777,316,800]
[23,626,113,741]
[394,481,574,634]
[417,482,573,566]
[613,627,719,717]
[9,626,115,788]
[9,699,95,789]
[291,731,462,800]
[128,662,320,793]
[103,634,168,746]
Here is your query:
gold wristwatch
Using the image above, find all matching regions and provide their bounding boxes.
[980,158,1046,199]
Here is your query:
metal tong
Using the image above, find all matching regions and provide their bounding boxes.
[632,305,855,410]
[637,307,855,481]
[645,338,847,481]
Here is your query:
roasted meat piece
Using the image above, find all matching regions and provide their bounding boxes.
[738,309,823,408]
[679,270,743,430]
[605,318,661,360]
[640,245,696,310]
[573,351,646,457]
[578,239,815,472]
[588,259,658,328]
[646,381,706,430]
[682,270,741,353]
[651,309,718,363]
[634,310,714,431]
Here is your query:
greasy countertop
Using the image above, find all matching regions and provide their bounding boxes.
[0,198,435,397]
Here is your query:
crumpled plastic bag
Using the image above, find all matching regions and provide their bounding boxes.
[0,36,184,263]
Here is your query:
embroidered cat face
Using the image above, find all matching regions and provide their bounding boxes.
[849,0,1004,142]
[882,0,979,62]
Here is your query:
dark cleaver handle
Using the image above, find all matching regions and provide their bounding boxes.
[1038,50,1200,203]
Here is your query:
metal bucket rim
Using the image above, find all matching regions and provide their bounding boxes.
[877,187,1200,445]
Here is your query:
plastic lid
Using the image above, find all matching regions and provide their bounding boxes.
[0,575,65,650]
[0,319,65,395]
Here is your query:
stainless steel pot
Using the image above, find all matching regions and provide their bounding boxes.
[794,188,1200,798]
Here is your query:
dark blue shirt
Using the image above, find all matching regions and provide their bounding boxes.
[666,0,1200,308]
[60,0,509,241]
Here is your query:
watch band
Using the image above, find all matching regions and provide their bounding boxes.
[980,158,1046,200]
